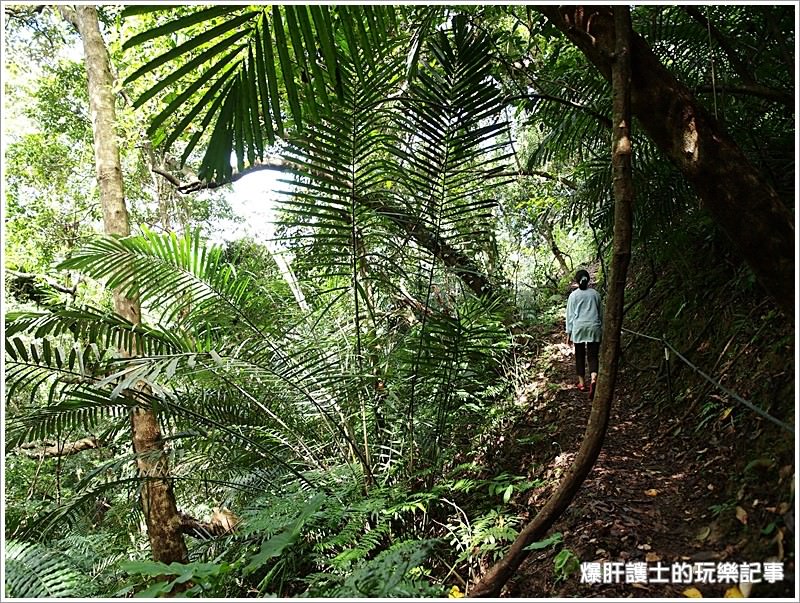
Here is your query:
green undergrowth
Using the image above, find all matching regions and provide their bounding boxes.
[108,461,549,597]
[620,214,794,573]
[4,332,568,598]
[623,217,793,452]
[188,322,568,596]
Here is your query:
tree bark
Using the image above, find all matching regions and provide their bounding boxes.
[536,5,795,318]
[62,5,188,565]
[470,6,635,596]
[542,225,570,277]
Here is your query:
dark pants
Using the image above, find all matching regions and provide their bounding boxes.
[574,342,600,378]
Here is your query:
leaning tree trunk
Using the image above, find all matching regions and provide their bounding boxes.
[157,160,499,300]
[60,5,188,565]
[470,6,635,596]
[537,5,794,319]
[543,224,571,278]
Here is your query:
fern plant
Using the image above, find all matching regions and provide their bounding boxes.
[4,17,514,597]
[4,539,91,598]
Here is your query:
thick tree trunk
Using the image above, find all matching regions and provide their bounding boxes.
[470,7,635,596]
[62,5,188,565]
[537,5,795,318]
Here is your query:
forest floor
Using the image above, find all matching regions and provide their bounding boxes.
[492,321,794,599]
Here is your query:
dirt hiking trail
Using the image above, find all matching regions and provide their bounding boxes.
[493,321,794,598]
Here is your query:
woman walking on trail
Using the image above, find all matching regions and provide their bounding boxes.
[566,269,603,398]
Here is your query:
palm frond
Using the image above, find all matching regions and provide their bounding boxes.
[6,389,134,448]
[387,16,510,447]
[5,333,110,405]
[6,305,196,356]
[121,5,397,182]
[4,540,90,597]
[57,229,265,336]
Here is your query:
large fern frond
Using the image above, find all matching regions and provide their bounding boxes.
[4,540,89,598]
[381,16,511,450]
[57,229,265,336]
[400,15,512,258]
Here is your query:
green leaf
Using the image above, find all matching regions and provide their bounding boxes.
[119,559,175,577]
[502,483,513,504]
[243,494,325,575]
[134,581,174,598]
[5,540,86,598]
[179,79,233,166]
[12,337,28,362]
[283,6,318,121]
[271,6,302,128]
[406,9,437,84]
[164,356,180,380]
[337,8,362,77]
[123,5,242,49]
[524,532,563,551]
[233,73,247,171]
[124,11,259,84]
[310,5,342,100]
[253,22,276,145]
[258,17,284,137]
[553,548,580,580]
[198,83,236,181]
[246,45,265,157]
[293,5,330,110]
[147,45,244,139]
[132,28,250,109]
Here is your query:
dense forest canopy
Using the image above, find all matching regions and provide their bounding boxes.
[2,3,795,599]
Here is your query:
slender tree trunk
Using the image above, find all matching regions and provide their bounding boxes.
[60,5,188,565]
[543,224,570,277]
[470,7,635,596]
[536,5,794,319]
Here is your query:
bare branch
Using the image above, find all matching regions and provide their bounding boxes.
[694,83,793,107]
[154,158,292,194]
[18,437,100,458]
[7,270,79,296]
[151,167,182,188]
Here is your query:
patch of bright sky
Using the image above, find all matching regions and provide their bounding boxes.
[211,159,287,247]
[217,158,309,311]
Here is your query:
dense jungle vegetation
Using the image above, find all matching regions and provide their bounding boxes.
[2,4,795,599]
